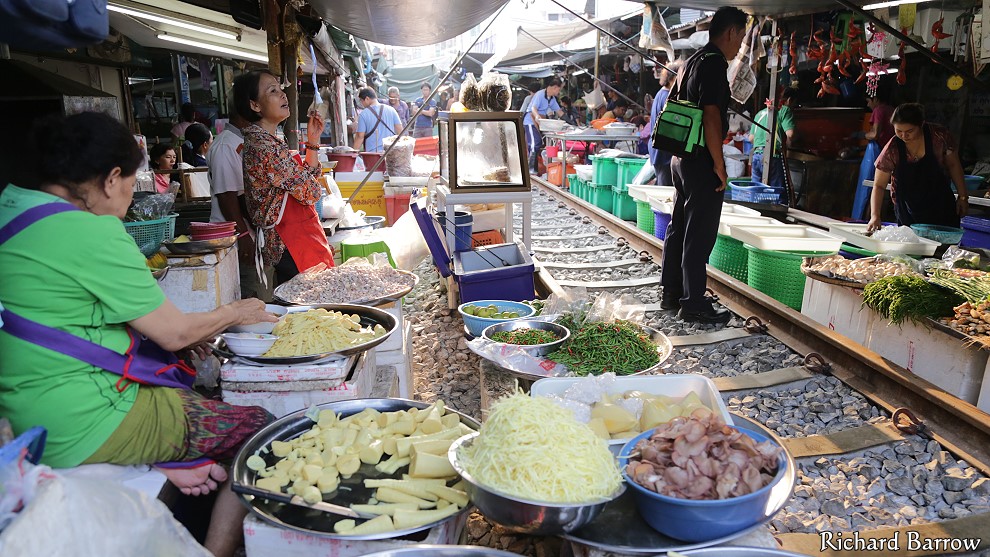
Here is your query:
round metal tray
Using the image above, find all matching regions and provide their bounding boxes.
[561,415,796,554]
[481,324,673,382]
[357,546,523,557]
[273,270,419,308]
[213,304,396,364]
[232,398,480,539]
[163,235,238,255]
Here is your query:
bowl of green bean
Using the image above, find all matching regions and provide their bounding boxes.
[481,320,570,357]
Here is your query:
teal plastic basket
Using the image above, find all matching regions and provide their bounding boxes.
[616,157,649,187]
[590,155,619,187]
[910,224,964,245]
[589,182,614,212]
[123,217,171,257]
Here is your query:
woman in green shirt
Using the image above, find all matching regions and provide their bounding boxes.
[748,88,797,189]
[0,112,277,557]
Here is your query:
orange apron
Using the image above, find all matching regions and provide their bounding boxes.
[256,192,334,285]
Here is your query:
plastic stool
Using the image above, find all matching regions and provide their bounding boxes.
[340,240,396,267]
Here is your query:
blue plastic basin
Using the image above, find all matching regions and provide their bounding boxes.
[457,299,536,337]
[618,427,788,542]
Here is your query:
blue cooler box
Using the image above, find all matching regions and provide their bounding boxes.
[411,196,535,303]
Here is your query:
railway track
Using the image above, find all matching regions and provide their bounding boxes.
[516,176,990,555]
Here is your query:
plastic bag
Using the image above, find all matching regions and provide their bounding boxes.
[460,73,481,111]
[383,135,416,177]
[126,193,175,221]
[339,206,368,228]
[872,225,921,243]
[0,467,211,556]
[380,209,430,271]
[466,336,569,377]
[630,161,655,185]
[475,73,512,111]
[942,246,982,270]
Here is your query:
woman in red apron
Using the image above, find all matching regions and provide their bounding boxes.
[867,103,968,233]
[235,71,334,286]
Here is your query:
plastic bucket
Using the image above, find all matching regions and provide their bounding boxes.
[385,193,412,225]
[437,210,473,252]
[360,152,386,173]
[636,200,655,234]
[327,153,359,172]
[335,172,387,218]
[546,145,560,158]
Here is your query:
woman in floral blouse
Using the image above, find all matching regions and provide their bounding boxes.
[234,70,333,285]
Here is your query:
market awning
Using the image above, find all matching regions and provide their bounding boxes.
[385,64,444,101]
[493,11,634,69]
[306,0,510,47]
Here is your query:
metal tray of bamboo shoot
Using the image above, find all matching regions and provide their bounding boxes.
[213,304,396,365]
[233,398,480,539]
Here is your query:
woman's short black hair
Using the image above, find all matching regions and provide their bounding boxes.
[148,143,175,169]
[23,111,143,192]
[185,123,212,151]
[891,103,925,127]
[233,70,277,123]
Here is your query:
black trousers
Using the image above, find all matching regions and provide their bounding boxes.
[274,248,300,286]
[660,151,724,313]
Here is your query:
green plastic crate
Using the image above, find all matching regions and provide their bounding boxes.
[611,184,637,221]
[616,157,649,187]
[123,216,172,257]
[710,234,748,282]
[743,244,836,311]
[590,155,618,187]
[589,182,614,213]
[636,200,655,234]
[566,173,577,193]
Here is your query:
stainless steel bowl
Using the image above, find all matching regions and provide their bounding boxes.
[481,320,570,357]
[448,433,624,535]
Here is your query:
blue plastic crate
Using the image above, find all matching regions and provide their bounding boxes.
[961,216,990,249]
[728,180,783,204]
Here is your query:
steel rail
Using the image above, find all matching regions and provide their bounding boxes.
[530,176,990,477]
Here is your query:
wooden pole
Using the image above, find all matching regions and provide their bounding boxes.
[282,6,301,150]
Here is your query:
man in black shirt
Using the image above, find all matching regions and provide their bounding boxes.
[660,6,748,324]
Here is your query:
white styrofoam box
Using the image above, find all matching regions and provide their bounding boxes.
[574,164,593,181]
[828,223,940,256]
[648,196,673,215]
[977,359,990,415]
[718,214,781,237]
[529,374,734,453]
[220,356,352,383]
[800,279,874,346]
[729,225,844,253]
[374,323,413,398]
[451,208,504,233]
[865,319,988,405]
[722,204,762,217]
[159,245,239,313]
[222,353,376,417]
[243,511,467,557]
[628,185,675,203]
[376,300,405,353]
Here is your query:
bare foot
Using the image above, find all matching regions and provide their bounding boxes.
[158,463,228,496]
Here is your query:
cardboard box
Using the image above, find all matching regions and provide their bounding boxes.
[159,245,239,313]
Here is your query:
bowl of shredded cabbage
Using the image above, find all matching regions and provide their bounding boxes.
[448,392,624,535]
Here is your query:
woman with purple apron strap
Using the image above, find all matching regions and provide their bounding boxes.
[0,113,278,557]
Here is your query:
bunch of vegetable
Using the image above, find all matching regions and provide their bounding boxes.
[549,320,660,376]
[928,269,990,304]
[523,299,546,316]
[862,275,960,325]
[489,328,559,345]
[940,300,990,338]
[461,304,521,319]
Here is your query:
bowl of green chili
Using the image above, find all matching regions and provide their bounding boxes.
[482,320,571,357]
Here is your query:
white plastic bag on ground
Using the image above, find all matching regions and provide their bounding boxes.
[381,209,429,271]
[0,465,210,556]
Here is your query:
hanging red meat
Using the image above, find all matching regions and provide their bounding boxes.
[931,17,952,52]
